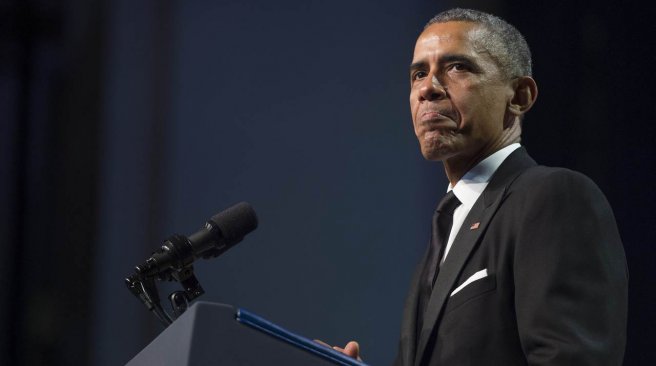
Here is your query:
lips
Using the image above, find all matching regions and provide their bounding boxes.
[421,105,454,116]
[421,110,449,121]
[418,108,457,128]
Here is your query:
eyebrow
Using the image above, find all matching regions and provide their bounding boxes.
[409,54,478,73]
[409,61,427,73]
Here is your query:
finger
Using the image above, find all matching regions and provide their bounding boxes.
[314,339,332,348]
[343,341,361,360]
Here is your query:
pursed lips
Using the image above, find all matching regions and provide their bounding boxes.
[418,109,457,129]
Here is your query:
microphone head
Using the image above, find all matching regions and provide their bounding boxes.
[210,202,258,245]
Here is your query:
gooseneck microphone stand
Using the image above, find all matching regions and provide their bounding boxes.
[126,234,206,326]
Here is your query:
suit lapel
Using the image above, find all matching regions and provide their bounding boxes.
[399,244,430,366]
[414,148,536,366]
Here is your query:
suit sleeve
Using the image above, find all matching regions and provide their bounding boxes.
[511,169,628,365]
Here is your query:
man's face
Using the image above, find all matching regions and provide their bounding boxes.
[410,21,515,162]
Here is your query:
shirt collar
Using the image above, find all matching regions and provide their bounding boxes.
[448,143,521,208]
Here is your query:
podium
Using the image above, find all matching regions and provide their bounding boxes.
[126,301,365,366]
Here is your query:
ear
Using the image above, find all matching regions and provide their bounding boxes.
[506,76,538,125]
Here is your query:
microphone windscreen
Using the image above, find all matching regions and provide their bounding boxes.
[210,202,258,244]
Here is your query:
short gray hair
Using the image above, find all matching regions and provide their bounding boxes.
[425,8,532,78]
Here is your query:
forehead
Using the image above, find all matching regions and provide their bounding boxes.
[413,21,488,60]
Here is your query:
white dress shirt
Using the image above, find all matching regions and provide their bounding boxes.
[441,143,521,263]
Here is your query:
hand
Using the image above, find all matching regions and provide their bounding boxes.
[314,339,363,361]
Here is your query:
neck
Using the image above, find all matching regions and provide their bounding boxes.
[443,147,497,187]
[443,137,520,187]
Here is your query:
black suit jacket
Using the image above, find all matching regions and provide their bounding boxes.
[394,148,628,366]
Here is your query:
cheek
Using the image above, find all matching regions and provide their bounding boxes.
[456,88,503,125]
[409,91,417,112]
[409,96,419,127]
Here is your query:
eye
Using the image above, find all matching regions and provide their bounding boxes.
[449,63,470,72]
[412,70,428,81]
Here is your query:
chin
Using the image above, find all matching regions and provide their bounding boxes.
[418,131,460,161]
[420,146,451,161]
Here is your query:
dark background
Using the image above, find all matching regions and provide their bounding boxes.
[1,0,654,365]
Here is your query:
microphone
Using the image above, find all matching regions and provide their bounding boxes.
[135,202,258,277]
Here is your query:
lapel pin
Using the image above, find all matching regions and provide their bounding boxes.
[470,222,480,230]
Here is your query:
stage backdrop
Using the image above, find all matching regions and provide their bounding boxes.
[91,1,446,365]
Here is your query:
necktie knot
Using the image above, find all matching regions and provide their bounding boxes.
[436,190,460,216]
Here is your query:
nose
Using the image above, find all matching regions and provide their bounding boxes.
[419,74,447,101]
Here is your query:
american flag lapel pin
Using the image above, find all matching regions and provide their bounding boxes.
[470,222,480,230]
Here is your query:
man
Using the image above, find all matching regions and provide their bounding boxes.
[336,8,628,365]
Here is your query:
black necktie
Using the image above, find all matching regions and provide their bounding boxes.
[417,191,461,334]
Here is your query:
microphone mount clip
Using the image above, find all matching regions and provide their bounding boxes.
[125,234,206,326]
